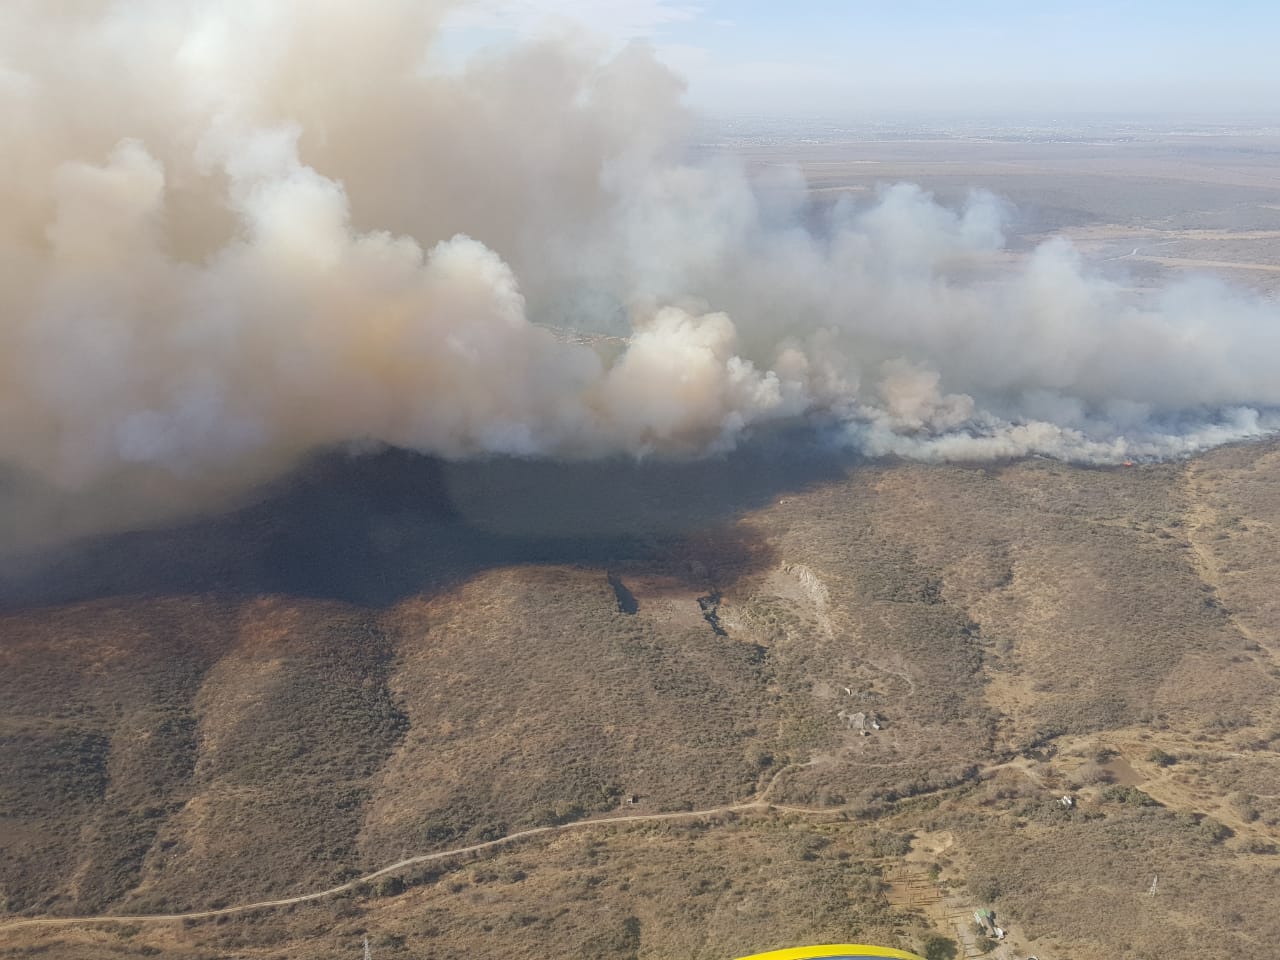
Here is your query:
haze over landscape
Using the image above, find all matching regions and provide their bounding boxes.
[2,3,1280,960]
[4,0,1280,549]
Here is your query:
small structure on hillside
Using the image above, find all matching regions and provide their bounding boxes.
[974,908,1005,940]
[836,709,884,735]
[837,709,867,734]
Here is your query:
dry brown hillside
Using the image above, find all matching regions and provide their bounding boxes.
[2,440,1278,960]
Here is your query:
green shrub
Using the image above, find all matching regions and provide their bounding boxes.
[968,875,1003,903]
[1101,785,1160,807]
[868,830,914,857]
[921,933,959,960]
[1147,747,1177,767]
[1196,817,1232,843]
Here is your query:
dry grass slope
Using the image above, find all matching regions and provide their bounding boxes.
[3,439,1279,959]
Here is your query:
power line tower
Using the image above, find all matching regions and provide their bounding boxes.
[363,935,372,960]
[1147,874,1158,897]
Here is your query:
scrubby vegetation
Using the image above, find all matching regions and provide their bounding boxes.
[4,438,1280,959]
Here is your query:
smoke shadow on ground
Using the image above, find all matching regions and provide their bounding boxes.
[0,428,855,609]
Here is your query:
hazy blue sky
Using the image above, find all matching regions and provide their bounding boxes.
[442,0,1280,117]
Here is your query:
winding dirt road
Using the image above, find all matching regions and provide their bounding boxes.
[0,799,841,934]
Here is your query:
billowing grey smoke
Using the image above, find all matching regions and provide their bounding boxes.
[2,1,1277,543]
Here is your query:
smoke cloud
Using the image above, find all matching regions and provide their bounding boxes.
[2,1,1278,543]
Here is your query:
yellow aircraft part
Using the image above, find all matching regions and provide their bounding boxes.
[734,946,925,960]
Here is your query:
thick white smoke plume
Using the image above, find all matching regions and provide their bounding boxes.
[2,1,1278,541]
